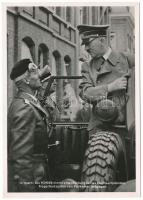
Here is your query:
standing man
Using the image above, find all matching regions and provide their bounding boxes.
[77,24,135,134]
[77,24,135,192]
[8,59,51,192]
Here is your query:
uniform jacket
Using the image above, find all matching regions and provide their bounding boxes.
[8,89,49,192]
[79,50,135,131]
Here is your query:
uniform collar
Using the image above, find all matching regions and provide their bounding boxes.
[17,91,49,117]
[17,91,38,104]
[24,92,38,103]
[98,50,119,75]
[103,47,112,60]
[107,50,119,66]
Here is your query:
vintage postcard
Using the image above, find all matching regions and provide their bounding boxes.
[2,0,141,198]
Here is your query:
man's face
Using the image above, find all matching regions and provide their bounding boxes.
[28,63,42,90]
[50,80,57,93]
[84,37,105,58]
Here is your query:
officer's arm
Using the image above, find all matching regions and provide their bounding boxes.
[79,62,108,103]
[9,101,36,191]
[125,53,135,68]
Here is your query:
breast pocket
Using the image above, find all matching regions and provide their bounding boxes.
[116,59,129,74]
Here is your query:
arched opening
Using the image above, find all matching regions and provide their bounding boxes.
[52,51,63,114]
[51,54,57,75]
[64,55,71,76]
[53,50,61,75]
[38,43,49,68]
[21,37,35,61]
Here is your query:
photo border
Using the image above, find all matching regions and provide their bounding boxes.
[1,1,141,198]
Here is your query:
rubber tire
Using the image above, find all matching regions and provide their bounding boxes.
[81,131,127,192]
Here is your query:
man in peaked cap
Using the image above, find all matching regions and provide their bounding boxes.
[8,59,51,192]
[77,24,135,133]
[77,24,135,192]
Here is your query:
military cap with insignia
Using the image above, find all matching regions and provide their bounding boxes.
[10,59,32,81]
[77,24,109,45]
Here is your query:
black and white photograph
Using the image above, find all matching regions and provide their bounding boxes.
[3,1,141,197]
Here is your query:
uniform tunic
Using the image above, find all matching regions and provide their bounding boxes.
[79,50,135,132]
[8,90,49,192]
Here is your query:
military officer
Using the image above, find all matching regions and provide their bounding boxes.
[77,24,135,135]
[8,59,51,192]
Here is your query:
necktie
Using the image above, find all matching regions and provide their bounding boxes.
[96,57,105,71]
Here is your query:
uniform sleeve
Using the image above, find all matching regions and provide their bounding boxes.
[125,53,135,68]
[8,100,36,191]
[79,62,108,103]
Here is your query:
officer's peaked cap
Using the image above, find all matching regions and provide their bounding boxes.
[77,24,109,45]
[10,59,32,80]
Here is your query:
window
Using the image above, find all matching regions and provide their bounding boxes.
[92,7,97,25]
[100,7,103,18]
[52,51,65,117]
[79,7,83,24]
[66,7,72,23]
[21,38,34,61]
[104,9,108,24]
[64,55,71,76]
[51,54,57,75]
[55,7,61,17]
[38,44,49,68]
[82,7,88,24]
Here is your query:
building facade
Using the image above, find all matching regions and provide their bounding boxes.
[7,7,79,106]
[110,6,134,53]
